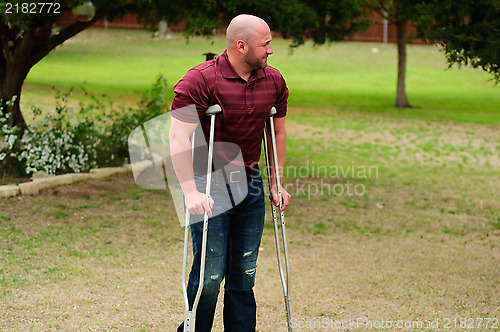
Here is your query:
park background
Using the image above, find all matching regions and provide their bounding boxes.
[1,2,499,331]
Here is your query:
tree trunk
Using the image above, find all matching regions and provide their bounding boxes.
[0,11,108,132]
[0,57,30,130]
[395,19,411,108]
[0,28,34,131]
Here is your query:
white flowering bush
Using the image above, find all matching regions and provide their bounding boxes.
[19,93,100,175]
[20,123,98,175]
[0,96,22,164]
[0,114,19,161]
[1,75,169,177]
[0,93,99,175]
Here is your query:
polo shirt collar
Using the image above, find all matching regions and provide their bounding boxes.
[219,50,265,82]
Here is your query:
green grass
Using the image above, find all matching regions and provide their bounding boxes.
[23,29,499,124]
[3,28,499,331]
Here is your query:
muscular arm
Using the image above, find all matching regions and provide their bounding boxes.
[169,117,198,194]
[169,116,214,216]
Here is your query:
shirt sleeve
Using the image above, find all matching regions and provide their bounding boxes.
[274,73,289,118]
[171,68,211,123]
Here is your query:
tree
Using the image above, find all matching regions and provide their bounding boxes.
[361,0,436,108]
[220,0,499,109]
[283,0,500,108]
[217,0,368,46]
[422,0,500,83]
[238,0,428,109]
[0,0,371,132]
[0,0,190,131]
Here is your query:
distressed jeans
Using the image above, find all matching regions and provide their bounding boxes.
[177,173,265,332]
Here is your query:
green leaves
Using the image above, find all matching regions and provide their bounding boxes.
[0,0,82,28]
[424,0,500,83]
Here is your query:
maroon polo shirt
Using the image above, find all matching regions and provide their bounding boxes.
[171,50,289,171]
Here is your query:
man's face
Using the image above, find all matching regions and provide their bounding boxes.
[244,30,273,70]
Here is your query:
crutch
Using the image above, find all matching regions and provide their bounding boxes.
[263,106,294,331]
[182,104,222,332]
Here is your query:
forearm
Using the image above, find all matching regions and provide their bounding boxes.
[169,116,199,196]
[170,136,197,195]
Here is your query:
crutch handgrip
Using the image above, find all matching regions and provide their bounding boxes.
[206,104,222,115]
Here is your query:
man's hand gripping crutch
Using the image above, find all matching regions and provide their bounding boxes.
[263,106,294,331]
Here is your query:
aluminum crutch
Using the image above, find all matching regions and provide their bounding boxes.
[263,106,294,331]
[182,104,222,332]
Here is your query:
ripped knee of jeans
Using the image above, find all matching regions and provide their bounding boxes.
[244,267,257,277]
[243,250,254,258]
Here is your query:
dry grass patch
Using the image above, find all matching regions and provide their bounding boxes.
[1,170,498,331]
[287,111,500,168]
[1,104,499,331]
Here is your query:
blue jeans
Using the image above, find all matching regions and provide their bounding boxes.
[178,174,265,332]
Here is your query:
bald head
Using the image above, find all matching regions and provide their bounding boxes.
[226,14,270,49]
[225,14,273,79]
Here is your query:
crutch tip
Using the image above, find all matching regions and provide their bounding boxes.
[206,104,222,115]
[269,106,277,116]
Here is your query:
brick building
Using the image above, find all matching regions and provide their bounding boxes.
[57,11,420,44]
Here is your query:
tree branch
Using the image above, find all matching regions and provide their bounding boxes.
[373,8,388,21]
[375,0,387,14]
[27,11,108,68]
[379,1,398,25]
[27,0,136,68]
[365,1,397,26]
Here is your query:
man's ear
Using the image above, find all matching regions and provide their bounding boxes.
[236,39,247,54]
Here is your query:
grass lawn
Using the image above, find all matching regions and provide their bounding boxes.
[1,29,499,331]
[23,29,499,124]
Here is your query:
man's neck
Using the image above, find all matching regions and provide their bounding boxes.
[227,50,252,82]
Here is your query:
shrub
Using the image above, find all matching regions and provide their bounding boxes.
[0,75,170,176]
[97,75,169,166]
[0,97,22,164]
[20,91,100,175]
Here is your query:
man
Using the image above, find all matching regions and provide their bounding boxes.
[169,14,291,331]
